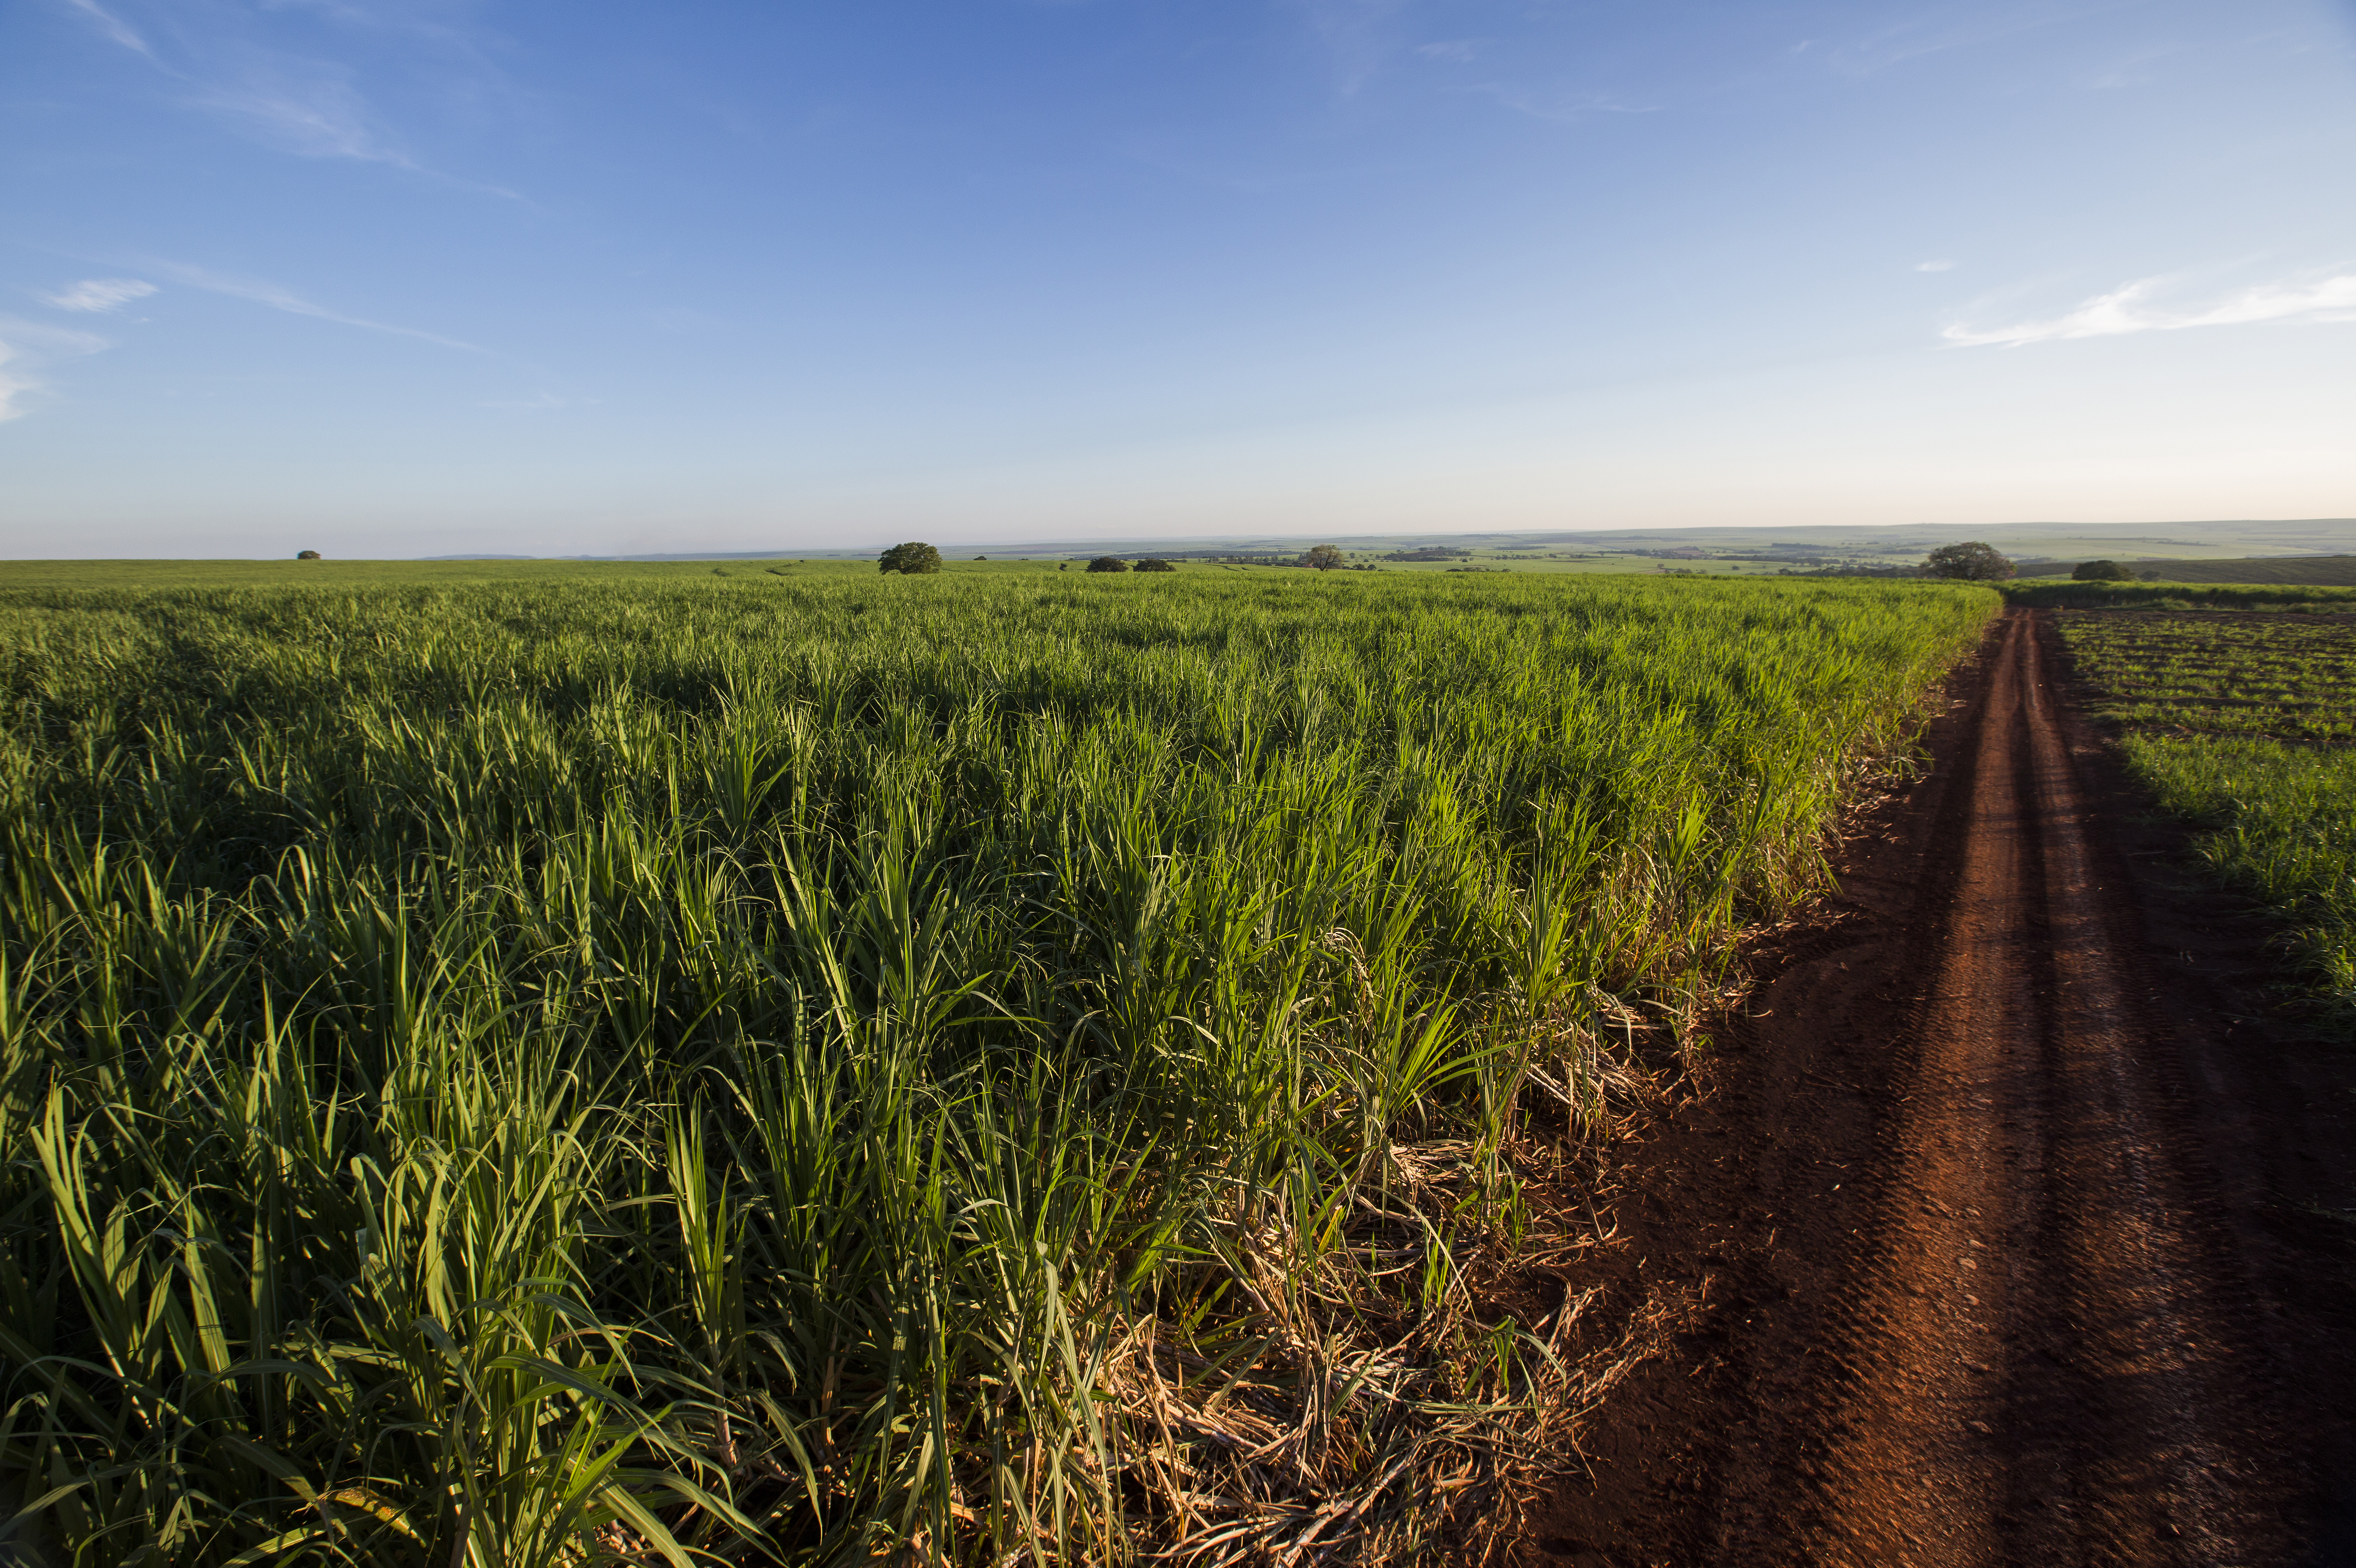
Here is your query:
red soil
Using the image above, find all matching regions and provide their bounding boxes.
[1517,608,2356,1566]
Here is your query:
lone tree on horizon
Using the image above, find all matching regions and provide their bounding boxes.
[878,541,943,575]
[1086,556,1130,573]
[1300,544,1345,571]
[1925,542,2014,581]
[2072,559,2131,581]
[296,550,321,560]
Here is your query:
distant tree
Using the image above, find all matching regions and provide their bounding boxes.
[878,542,943,575]
[296,549,322,560]
[1924,542,2015,581]
[1086,556,1130,573]
[2072,559,2130,581]
[1300,544,1346,571]
[1135,557,1177,572]
[1059,562,1069,571]
[974,554,988,560]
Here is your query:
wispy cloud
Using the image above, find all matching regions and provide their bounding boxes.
[4,260,482,419]
[191,59,415,167]
[57,0,527,196]
[2085,42,2184,91]
[480,391,587,411]
[1292,0,1411,96]
[66,0,153,57]
[1823,3,2122,77]
[1464,83,1659,123]
[1945,271,2356,347]
[0,317,116,422]
[143,259,483,350]
[40,278,158,313]
[0,340,34,423]
[1915,260,1956,273]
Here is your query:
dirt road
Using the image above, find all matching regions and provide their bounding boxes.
[1523,609,2356,1566]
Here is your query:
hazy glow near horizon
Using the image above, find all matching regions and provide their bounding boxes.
[5,1,2354,558]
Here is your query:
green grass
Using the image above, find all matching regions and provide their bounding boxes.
[0,559,1094,591]
[2004,580,2356,612]
[2133,555,2356,587]
[0,554,1868,586]
[2051,607,2356,1027]
[2054,612,2356,742]
[2118,737,2356,1020]
[0,571,1996,1565]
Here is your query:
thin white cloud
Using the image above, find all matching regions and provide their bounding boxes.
[0,341,34,423]
[66,0,153,57]
[40,278,158,313]
[480,391,592,411]
[192,58,525,197]
[58,1,527,198]
[1945,272,2356,347]
[1294,0,1411,96]
[0,317,116,422]
[1467,83,1660,122]
[1824,3,2124,77]
[143,259,483,351]
[2085,42,2184,91]
[191,59,416,167]
[1915,260,1956,273]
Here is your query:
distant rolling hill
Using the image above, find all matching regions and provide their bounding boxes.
[2134,555,2356,586]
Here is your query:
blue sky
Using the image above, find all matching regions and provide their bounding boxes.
[5,0,2354,557]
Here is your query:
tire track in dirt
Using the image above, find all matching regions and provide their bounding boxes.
[1517,608,2341,1566]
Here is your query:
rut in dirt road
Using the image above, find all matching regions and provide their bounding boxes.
[1523,609,2322,1568]
[1799,609,2287,1565]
